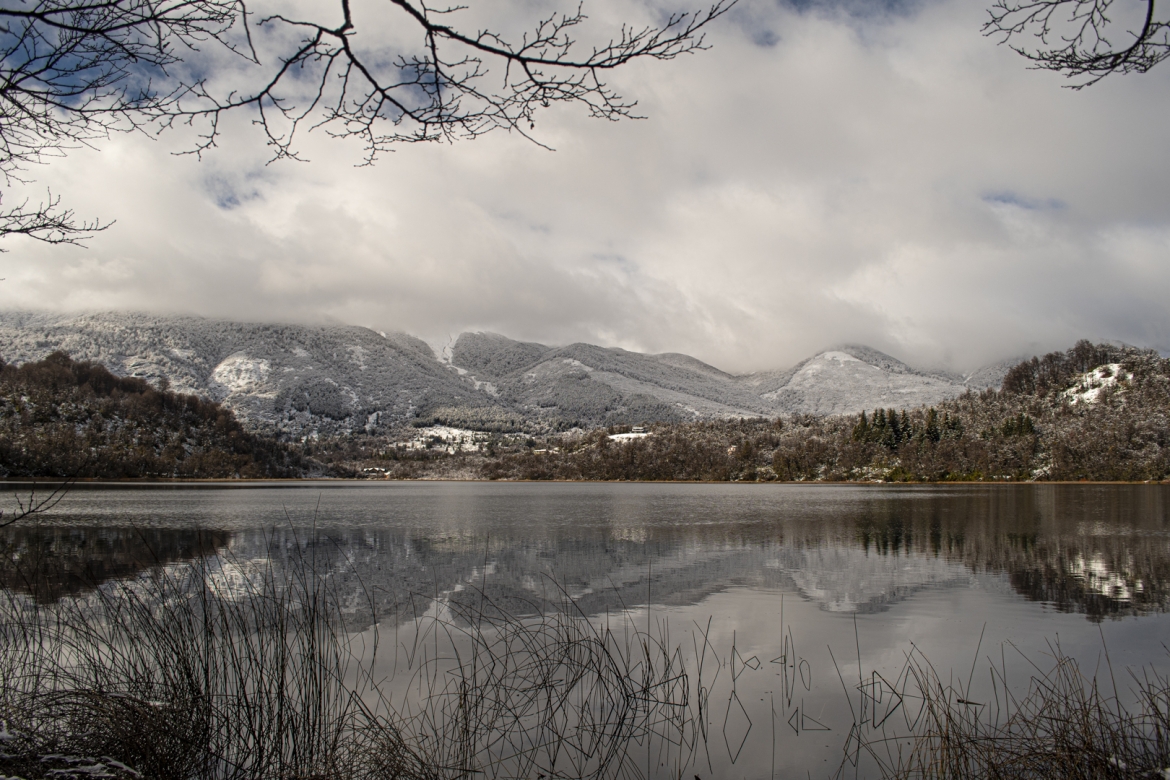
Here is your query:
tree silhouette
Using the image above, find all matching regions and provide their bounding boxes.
[985,0,1170,86]
[0,0,735,247]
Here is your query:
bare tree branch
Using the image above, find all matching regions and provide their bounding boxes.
[0,480,70,528]
[0,0,247,243]
[0,0,736,244]
[0,191,108,248]
[985,0,1170,86]
[161,0,738,163]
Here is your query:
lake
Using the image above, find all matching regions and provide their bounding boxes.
[3,481,1169,779]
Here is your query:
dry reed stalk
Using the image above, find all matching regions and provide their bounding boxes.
[0,544,702,780]
[850,640,1170,780]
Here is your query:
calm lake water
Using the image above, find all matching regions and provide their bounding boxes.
[3,481,1169,778]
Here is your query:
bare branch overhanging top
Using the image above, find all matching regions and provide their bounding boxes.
[0,0,734,243]
[0,0,736,168]
[172,0,736,163]
[985,0,1170,87]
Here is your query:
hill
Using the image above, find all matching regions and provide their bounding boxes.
[0,312,1010,435]
[0,312,520,437]
[0,353,306,478]
[471,341,1169,483]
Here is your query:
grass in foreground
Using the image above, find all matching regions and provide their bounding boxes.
[851,639,1170,779]
[0,545,693,780]
[3,542,1170,780]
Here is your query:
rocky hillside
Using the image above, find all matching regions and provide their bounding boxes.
[0,311,1010,436]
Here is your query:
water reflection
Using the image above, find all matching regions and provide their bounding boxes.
[3,483,1167,778]
[0,526,230,603]
[3,484,1166,623]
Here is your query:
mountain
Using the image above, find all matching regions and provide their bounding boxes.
[450,333,775,425]
[0,312,518,437]
[0,312,1010,435]
[744,346,970,417]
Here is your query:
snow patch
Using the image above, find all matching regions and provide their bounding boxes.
[1064,364,1129,405]
[609,427,651,442]
[795,351,870,378]
[469,377,498,396]
[210,354,271,395]
[396,425,490,454]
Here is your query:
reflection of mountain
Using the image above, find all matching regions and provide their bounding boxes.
[5,486,1167,621]
[776,547,971,613]
[0,527,231,603]
[229,487,1170,622]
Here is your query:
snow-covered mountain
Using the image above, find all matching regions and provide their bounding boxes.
[0,312,515,437]
[742,346,970,417]
[0,312,1012,435]
[449,332,775,423]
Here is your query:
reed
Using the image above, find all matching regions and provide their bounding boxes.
[0,543,430,780]
[0,544,696,780]
[850,639,1170,780]
[6,536,1168,780]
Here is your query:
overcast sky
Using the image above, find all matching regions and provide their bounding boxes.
[2,0,1169,373]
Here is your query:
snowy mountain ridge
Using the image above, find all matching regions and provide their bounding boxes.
[0,312,1011,436]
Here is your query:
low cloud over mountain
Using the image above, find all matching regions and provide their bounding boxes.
[0,312,1012,437]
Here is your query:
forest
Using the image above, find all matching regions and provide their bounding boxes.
[0,353,306,478]
[1,341,1166,482]
[350,341,1170,483]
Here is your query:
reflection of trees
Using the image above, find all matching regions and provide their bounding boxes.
[0,527,231,603]
[5,486,1166,622]
[846,487,1170,621]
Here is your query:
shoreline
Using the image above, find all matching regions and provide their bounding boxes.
[3,477,1169,486]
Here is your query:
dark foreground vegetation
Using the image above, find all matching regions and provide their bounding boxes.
[0,547,695,780]
[1,542,1167,780]
[857,641,1170,779]
[0,353,307,478]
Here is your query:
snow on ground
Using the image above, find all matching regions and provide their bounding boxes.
[1064,364,1130,405]
[819,351,863,364]
[398,425,490,453]
[210,353,272,395]
[609,428,651,442]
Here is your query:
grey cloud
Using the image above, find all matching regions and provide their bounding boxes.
[1,0,1169,375]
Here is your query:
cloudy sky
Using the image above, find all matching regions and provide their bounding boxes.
[2,0,1169,373]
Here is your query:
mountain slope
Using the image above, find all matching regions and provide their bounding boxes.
[449,333,775,425]
[0,352,305,477]
[0,313,1008,433]
[755,347,970,417]
[0,312,514,437]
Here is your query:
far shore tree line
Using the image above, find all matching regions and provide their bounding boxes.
[485,342,1168,483]
[2,341,1165,482]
